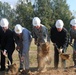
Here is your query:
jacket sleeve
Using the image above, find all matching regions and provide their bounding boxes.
[62,30,69,49]
[13,31,20,46]
[69,30,73,44]
[43,26,50,42]
[32,28,37,42]
[50,27,56,43]
[5,31,15,51]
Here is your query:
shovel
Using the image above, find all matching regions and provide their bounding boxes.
[54,44,70,60]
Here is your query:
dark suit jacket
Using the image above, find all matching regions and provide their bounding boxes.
[50,26,68,49]
[0,28,15,52]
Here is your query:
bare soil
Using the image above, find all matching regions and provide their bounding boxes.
[0,40,75,75]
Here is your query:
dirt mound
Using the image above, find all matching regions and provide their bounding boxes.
[29,67,76,75]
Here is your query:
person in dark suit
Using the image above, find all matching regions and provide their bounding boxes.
[0,18,15,71]
[50,19,68,69]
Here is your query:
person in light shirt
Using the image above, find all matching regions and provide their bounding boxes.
[14,24,32,74]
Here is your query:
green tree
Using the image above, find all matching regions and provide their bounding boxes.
[15,0,33,31]
[0,2,16,29]
[0,1,3,19]
[50,0,72,30]
[33,0,73,30]
[34,0,53,29]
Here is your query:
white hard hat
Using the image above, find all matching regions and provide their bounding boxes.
[14,24,23,34]
[55,19,64,28]
[0,18,9,27]
[70,19,76,26]
[32,17,41,26]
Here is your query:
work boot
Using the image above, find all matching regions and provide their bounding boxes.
[61,59,66,69]
[74,60,76,68]
[18,68,23,72]
[21,69,29,74]
[54,63,58,69]
[54,66,58,69]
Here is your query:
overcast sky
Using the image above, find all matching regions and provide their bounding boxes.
[0,0,76,12]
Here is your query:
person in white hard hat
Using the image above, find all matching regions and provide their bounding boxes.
[0,18,15,71]
[69,19,76,68]
[32,17,50,71]
[14,24,32,74]
[50,19,68,69]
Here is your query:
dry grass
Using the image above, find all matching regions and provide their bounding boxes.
[0,39,75,75]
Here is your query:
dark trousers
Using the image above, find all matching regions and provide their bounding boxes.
[1,50,14,70]
[54,47,59,68]
[54,46,66,68]
[1,52,5,70]
[73,51,76,65]
[7,50,14,65]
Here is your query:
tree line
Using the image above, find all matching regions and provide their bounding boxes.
[0,0,75,31]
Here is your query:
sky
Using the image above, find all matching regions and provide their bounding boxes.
[0,0,76,13]
[67,0,76,12]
